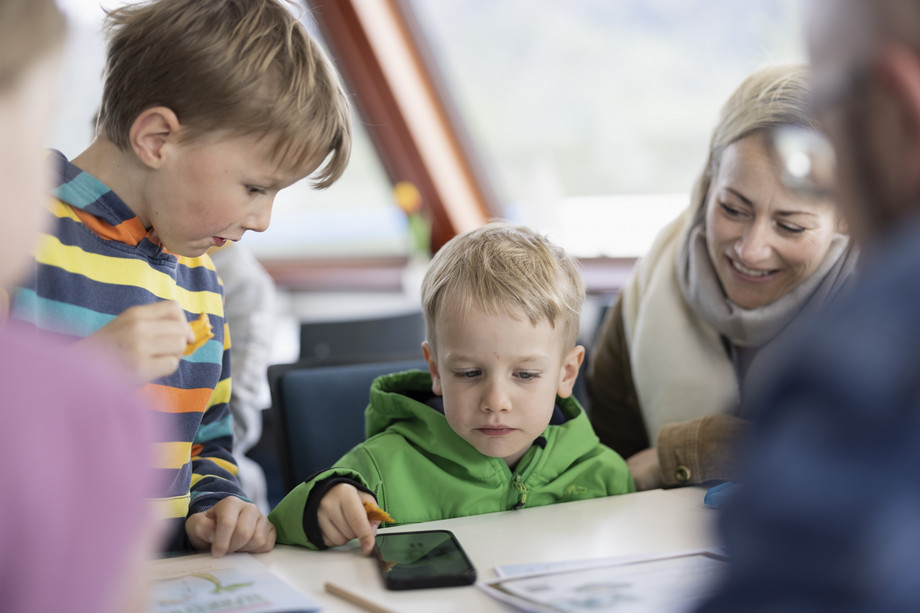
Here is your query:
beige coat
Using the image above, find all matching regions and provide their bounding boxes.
[587,207,747,487]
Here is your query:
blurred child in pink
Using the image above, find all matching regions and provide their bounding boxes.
[0,1,159,611]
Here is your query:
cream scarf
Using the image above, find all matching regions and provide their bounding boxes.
[621,206,856,442]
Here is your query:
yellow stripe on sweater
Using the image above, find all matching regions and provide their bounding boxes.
[152,495,191,520]
[50,199,82,223]
[182,254,218,271]
[153,441,192,470]
[190,456,239,477]
[34,233,223,314]
[208,377,232,408]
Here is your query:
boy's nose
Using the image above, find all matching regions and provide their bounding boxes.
[481,379,512,413]
[244,199,273,233]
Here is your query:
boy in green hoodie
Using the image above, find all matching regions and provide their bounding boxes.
[269,222,635,553]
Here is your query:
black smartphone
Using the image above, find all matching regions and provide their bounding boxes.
[373,529,477,590]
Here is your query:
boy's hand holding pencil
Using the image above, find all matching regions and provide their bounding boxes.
[318,484,394,555]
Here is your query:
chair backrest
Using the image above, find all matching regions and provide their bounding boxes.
[299,311,426,361]
[269,357,428,493]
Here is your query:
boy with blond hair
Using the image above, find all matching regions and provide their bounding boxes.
[10,0,351,554]
[269,223,634,553]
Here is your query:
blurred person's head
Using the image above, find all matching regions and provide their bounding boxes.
[0,0,64,288]
[808,0,920,242]
[420,222,585,468]
[691,64,845,309]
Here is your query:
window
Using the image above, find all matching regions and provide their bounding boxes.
[53,0,409,263]
[406,0,806,257]
[52,1,807,270]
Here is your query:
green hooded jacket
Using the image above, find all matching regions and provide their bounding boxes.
[269,370,635,548]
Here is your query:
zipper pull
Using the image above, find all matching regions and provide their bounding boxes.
[512,474,528,510]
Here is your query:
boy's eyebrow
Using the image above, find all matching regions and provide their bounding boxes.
[515,355,550,365]
[250,174,297,190]
[444,353,550,365]
[442,354,477,365]
[246,162,304,189]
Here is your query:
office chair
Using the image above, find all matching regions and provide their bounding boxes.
[299,310,426,361]
[269,357,428,493]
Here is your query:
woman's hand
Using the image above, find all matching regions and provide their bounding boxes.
[627,447,664,491]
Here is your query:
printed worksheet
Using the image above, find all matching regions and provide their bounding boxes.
[149,552,319,613]
[480,550,728,613]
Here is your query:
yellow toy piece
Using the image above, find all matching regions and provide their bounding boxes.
[184,312,214,356]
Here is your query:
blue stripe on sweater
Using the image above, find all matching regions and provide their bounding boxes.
[195,418,234,442]
[12,288,116,337]
[59,171,114,210]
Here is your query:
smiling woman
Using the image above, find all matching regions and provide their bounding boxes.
[702,132,844,311]
[586,64,859,491]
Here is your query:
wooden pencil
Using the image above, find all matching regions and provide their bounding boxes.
[324,581,397,613]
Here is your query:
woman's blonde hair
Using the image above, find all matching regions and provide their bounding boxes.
[0,0,65,90]
[690,64,814,218]
[421,222,585,356]
[97,0,351,188]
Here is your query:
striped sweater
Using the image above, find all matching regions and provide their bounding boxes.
[12,151,247,551]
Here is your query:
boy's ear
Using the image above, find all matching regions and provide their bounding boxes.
[422,341,442,396]
[129,106,181,170]
[556,345,585,399]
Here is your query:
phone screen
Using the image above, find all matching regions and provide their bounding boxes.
[373,529,477,590]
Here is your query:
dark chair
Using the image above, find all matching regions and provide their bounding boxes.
[299,310,426,361]
[576,299,615,415]
[269,357,428,494]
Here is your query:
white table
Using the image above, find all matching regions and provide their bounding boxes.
[249,486,717,612]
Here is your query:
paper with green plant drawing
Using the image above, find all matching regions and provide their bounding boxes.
[149,552,318,613]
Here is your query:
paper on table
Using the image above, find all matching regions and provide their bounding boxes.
[148,552,319,613]
[492,547,727,578]
[479,549,728,613]
[494,555,639,579]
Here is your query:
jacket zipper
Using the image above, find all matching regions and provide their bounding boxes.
[509,436,547,510]
[512,474,528,510]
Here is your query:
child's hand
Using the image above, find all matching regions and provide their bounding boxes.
[318,483,381,554]
[77,301,195,382]
[186,497,276,557]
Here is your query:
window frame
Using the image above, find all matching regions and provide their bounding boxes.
[306,0,499,248]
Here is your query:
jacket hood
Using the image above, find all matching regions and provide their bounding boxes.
[366,369,455,452]
[366,369,598,480]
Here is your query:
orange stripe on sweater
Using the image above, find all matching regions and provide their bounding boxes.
[141,384,213,414]
[69,205,148,245]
